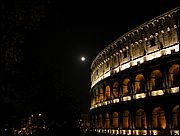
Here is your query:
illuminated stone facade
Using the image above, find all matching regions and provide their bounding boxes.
[89,7,179,135]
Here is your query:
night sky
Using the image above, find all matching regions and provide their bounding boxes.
[22,1,178,113]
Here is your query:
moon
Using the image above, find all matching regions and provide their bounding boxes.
[81,56,86,61]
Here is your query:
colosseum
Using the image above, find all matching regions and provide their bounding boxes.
[89,7,179,135]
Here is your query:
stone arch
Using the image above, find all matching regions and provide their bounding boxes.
[150,70,163,91]
[104,113,110,129]
[105,85,111,100]
[112,112,119,128]
[113,81,119,98]
[98,114,103,128]
[152,107,166,129]
[99,85,104,102]
[150,35,156,47]
[95,88,99,103]
[135,109,147,129]
[171,105,179,129]
[94,115,98,128]
[91,114,95,128]
[167,27,173,45]
[135,74,145,93]
[168,64,179,87]
[123,110,130,129]
[91,93,95,107]
[123,78,131,96]
[171,24,178,44]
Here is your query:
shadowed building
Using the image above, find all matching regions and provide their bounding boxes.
[89,7,179,135]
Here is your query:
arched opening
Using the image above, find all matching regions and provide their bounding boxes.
[169,64,179,88]
[112,112,119,128]
[91,115,95,128]
[104,113,110,129]
[135,74,145,93]
[150,70,163,91]
[99,85,104,102]
[123,50,128,58]
[150,36,156,47]
[167,27,172,44]
[123,78,131,96]
[172,105,179,129]
[152,107,166,129]
[95,88,99,103]
[98,114,103,128]
[123,110,130,129]
[136,109,147,129]
[105,85,111,100]
[91,94,95,107]
[113,82,119,98]
[94,115,98,128]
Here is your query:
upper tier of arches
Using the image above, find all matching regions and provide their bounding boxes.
[90,7,179,88]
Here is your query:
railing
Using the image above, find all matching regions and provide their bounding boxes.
[91,128,178,135]
[90,87,179,110]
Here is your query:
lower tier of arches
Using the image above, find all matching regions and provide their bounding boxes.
[89,94,179,135]
[89,129,179,135]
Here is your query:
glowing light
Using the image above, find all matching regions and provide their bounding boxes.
[113,67,120,73]
[121,62,130,71]
[146,51,162,61]
[81,56,86,61]
[112,98,119,103]
[151,90,164,96]
[121,130,131,135]
[151,130,158,135]
[171,87,179,93]
[131,57,144,66]
[107,101,111,104]
[175,44,179,51]
[133,93,146,99]
[172,130,179,135]
[103,101,107,105]
[97,103,101,107]
[122,96,131,101]
[104,71,110,78]
[133,130,147,135]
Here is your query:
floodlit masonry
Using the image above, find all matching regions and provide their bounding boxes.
[89,7,179,135]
